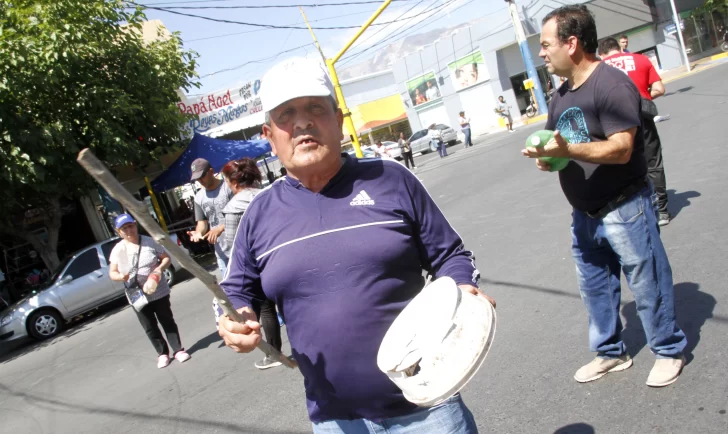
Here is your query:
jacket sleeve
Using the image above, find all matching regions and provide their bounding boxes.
[219,213,265,312]
[400,169,480,287]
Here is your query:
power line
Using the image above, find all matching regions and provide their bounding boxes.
[138,0,413,9]
[339,0,463,65]
[344,0,428,53]
[183,2,415,43]
[127,1,448,30]
[199,42,315,78]
[340,1,507,67]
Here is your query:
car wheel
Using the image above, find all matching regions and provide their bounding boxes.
[27,309,63,340]
[164,266,176,287]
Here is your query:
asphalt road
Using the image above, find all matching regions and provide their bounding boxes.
[1,62,727,434]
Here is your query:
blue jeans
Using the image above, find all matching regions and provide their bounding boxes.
[311,395,477,434]
[437,141,448,158]
[463,128,472,147]
[213,245,229,328]
[571,187,687,359]
[214,243,229,279]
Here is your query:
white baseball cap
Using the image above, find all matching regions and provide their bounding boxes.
[260,57,336,112]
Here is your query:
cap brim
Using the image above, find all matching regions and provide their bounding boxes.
[190,171,204,181]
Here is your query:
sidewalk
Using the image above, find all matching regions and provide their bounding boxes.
[660,52,728,84]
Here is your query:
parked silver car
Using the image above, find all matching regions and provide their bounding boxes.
[407,124,459,154]
[0,236,187,342]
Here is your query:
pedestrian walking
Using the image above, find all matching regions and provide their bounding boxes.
[218,158,283,370]
[459,111,473,147]
[397,132,416,169]
[218,57,494,433]
[600,37,671,226]
[109,214,190,369]
[429,123,447,158]
[496,96,514,132]
[523,4,686,387]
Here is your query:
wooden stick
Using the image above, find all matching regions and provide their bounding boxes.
[77,149,298,370]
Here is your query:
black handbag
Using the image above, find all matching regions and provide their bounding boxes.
[124,242,148,311]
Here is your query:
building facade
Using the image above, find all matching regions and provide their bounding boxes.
[391,0,724,136]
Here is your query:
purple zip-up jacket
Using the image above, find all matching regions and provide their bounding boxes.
[221,155,479,423]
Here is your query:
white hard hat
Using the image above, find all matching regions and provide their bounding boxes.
[260,57,336,112]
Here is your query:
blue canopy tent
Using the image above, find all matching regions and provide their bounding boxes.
[151,133,272,191]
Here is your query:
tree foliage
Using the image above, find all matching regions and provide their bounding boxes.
[0,0,198,269]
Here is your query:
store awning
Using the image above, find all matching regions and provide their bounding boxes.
[151,133,271,191]
[347,94,407,136]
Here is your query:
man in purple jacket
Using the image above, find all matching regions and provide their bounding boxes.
[218,57,495,433]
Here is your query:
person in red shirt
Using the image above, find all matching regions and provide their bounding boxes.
[600,37,671,225]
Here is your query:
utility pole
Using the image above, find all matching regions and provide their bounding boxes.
[300,7,328,66]
[300,0,392,158]
[506,0,547,115]
[668,0,691,72]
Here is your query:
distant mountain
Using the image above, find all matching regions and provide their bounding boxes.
[338,22,472,80]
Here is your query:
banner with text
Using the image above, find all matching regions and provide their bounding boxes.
[178,79,263,136]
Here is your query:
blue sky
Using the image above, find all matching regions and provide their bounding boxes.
[138,0,508,96]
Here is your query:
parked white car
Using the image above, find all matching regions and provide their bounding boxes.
[0,237,188,342]
[407,124,459,154]
[346,142,402,160]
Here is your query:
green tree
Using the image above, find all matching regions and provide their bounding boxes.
[692,0,728,15]
[0,0,198,271]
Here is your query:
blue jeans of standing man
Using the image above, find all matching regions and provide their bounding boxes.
[571,187,687,359]
[463,128,472,147]
[437,140,448,158]
[311,394,477,434]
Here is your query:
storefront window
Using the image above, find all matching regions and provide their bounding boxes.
[683,8,728,59]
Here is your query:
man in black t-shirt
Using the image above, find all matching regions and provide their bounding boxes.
[522,5,686,388]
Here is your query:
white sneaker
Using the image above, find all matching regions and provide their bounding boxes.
[255,356,283,370]
[157,355,171,369]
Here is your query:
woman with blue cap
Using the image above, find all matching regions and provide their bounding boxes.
[108,213,191,369]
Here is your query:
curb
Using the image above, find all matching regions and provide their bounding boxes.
[522,114,547,125]
[663,57,727,84]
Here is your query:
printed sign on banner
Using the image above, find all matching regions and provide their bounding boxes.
[177,79,263,136]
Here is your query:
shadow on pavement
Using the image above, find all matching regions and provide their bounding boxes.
[554,423,595,434]
[0,298,129,365]
[664,86,693,97]
[482,278,726,331]
[187,330,224,355]
[621,282,715,364]
[0,382,308,434]
[666,189,700,219]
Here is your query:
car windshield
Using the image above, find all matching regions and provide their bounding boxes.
[436,124,449,130]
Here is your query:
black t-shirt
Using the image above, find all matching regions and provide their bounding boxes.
[547,62,647,212]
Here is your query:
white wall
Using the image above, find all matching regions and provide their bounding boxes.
[340,71,398,107]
